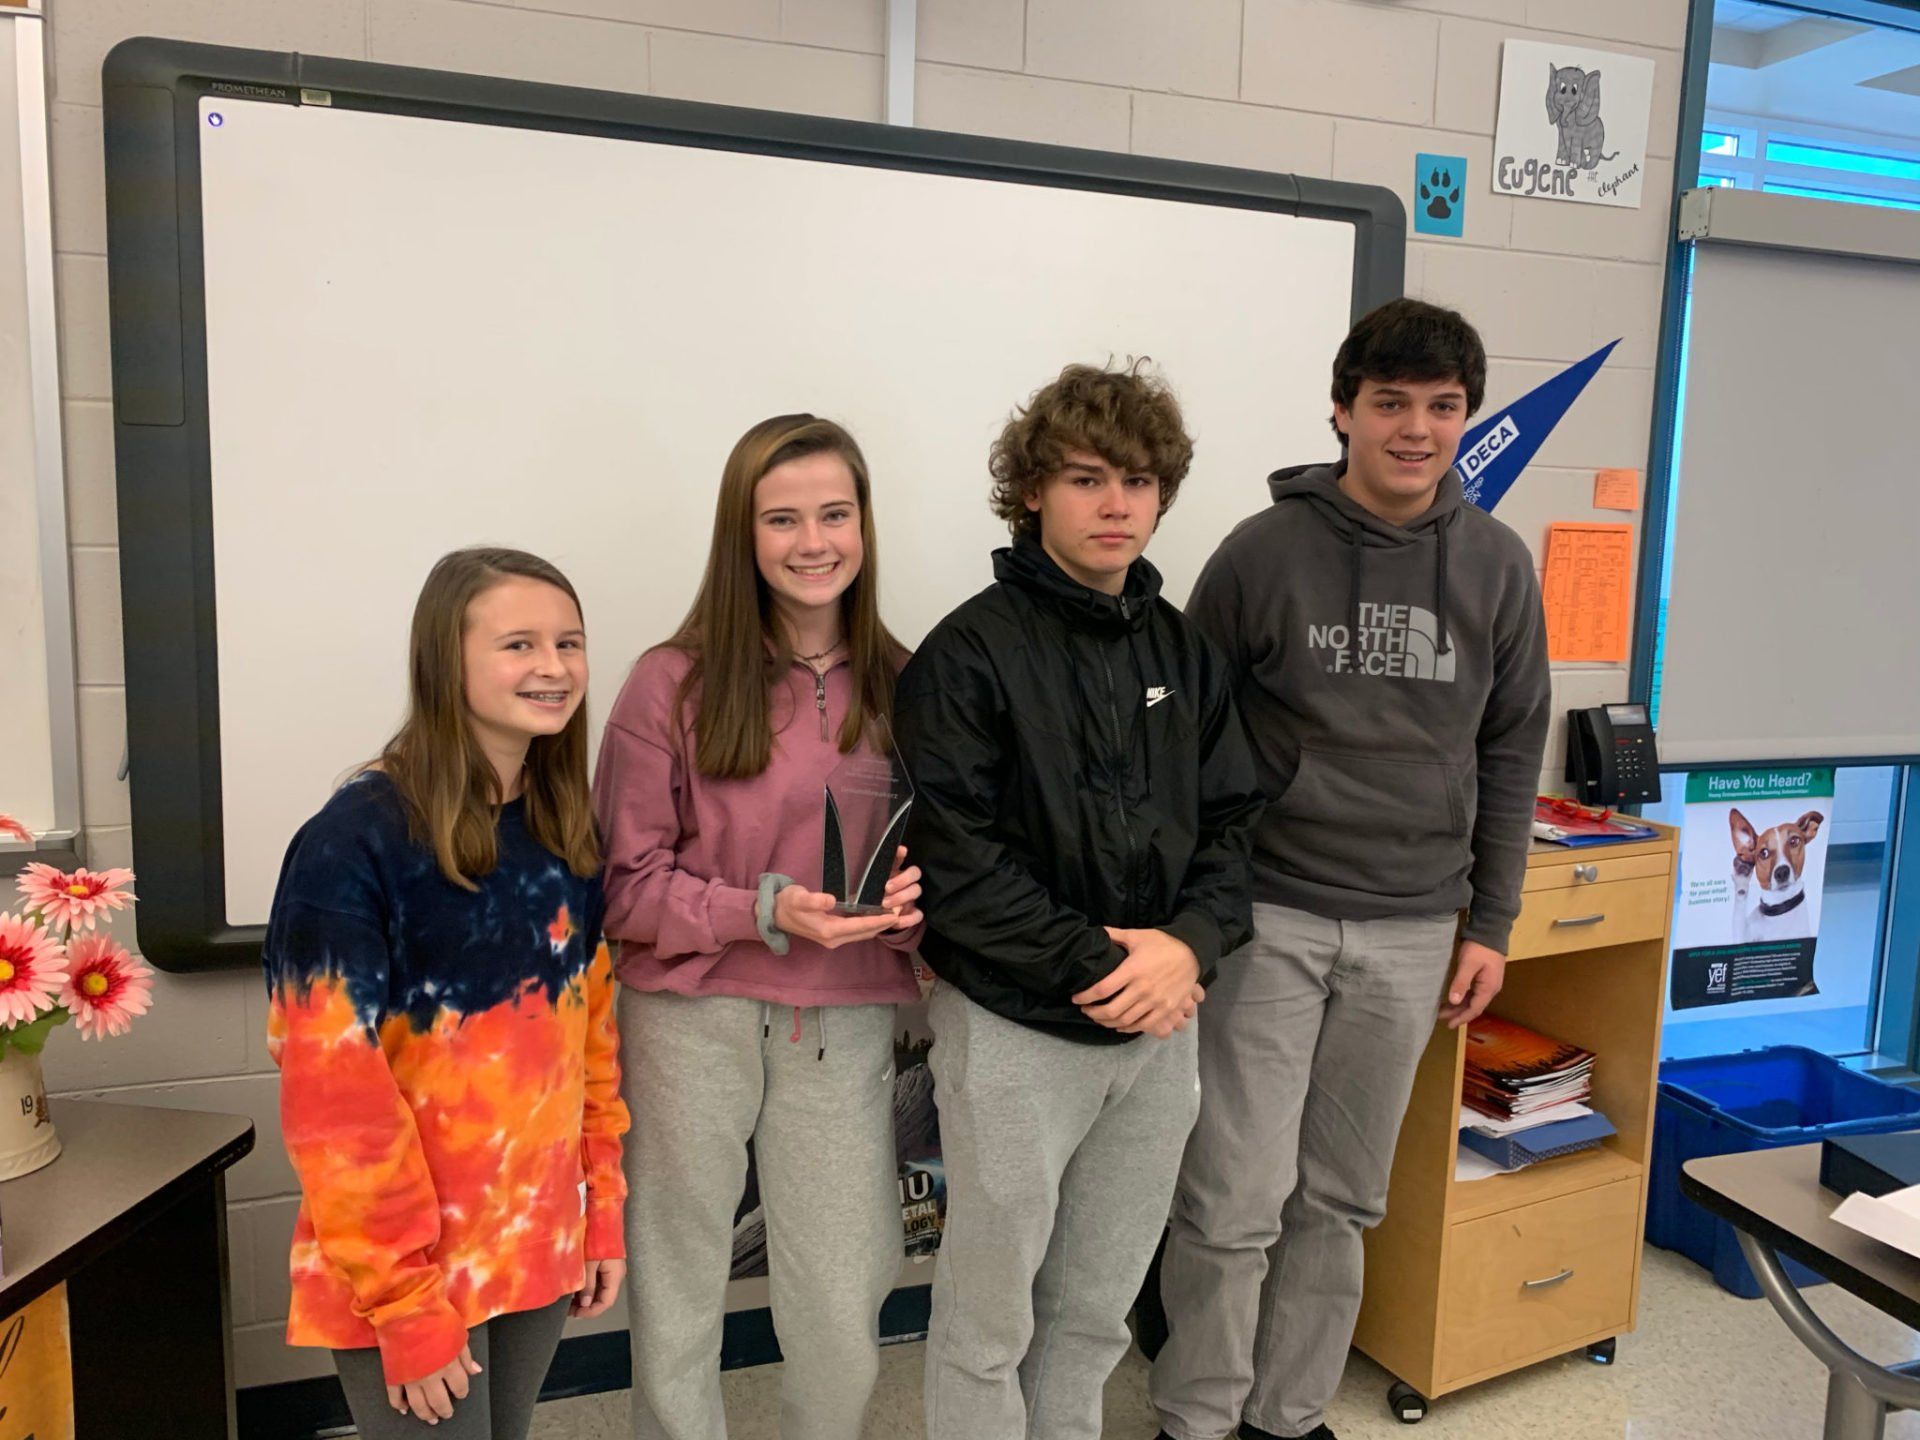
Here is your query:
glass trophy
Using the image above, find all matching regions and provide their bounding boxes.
[822,740,915,917]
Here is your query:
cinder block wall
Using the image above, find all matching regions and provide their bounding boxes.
[39,0,1683,1387]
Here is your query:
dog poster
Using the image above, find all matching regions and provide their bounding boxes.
[1670,768,1835,1010]
[1492,39,1654,209]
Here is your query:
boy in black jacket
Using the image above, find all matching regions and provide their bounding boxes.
[896,363,1260,1440]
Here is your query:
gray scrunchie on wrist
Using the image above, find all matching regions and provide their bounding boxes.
[756,873,797,956]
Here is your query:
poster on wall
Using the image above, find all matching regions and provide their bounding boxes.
[1492,38,1654,209]
[1671,769,1835,1010]
[729,987,945,1283]
[1458,339,1616,511]
[0,1282,75,1440]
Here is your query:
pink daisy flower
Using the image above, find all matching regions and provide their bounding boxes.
[60,934,155,1041]
[0,814,31,844]
[0,912,68,1027]
[17,863,137,935]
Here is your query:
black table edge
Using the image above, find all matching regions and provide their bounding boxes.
[1680,1158,1920,1332]
[1,1121,256,1317]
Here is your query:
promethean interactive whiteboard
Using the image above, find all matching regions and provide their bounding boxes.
[102,39,1402,969]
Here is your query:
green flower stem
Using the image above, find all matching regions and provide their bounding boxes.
[2,1006,71,1056]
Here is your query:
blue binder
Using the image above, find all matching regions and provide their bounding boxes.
[1460,1112,1617,1169]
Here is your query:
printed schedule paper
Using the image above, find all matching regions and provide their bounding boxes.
[1542,522,1634,663]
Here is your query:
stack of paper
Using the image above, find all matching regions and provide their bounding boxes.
[1531,798,1659,848]
[1454,1017,1611,1182]
[1833,1182,1920,1261]
[1463,1015,1595,1121]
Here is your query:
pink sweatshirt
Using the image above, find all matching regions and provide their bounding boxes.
[593,645,921,1006]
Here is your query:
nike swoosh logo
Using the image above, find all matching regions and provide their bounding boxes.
[1146,688,1174,708]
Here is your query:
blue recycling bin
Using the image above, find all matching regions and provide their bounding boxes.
[1648,1045,1920,1297]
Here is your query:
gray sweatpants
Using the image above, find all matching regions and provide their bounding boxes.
[923,982,1201,1440]
[332,1294,571,1439]
[1152,902,1458,1440]
[618,989,903,1440]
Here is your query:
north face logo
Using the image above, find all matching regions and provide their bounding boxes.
[1308,603,1457,682]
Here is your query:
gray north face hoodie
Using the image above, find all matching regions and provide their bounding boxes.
[1184,461,1551,952]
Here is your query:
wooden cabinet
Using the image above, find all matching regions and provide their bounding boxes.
[1353,825,1677,1414]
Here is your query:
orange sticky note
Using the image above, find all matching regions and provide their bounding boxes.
[1542,522,1633,663]
[1594,469,1640,511]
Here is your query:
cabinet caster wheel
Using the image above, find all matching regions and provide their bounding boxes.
[1586,1337,1617,1365]
[1387,1380,1429,1424]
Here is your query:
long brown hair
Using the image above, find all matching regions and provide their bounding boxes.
[373,547,600,889]
[663,415,902,779]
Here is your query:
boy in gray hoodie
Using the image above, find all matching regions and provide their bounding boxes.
[1150,299,1551,1440]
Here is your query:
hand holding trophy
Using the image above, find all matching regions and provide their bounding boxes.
[823,733,916,916]
[765,733,920,950]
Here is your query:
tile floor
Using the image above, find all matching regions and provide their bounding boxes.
[445,1244,1920,1439]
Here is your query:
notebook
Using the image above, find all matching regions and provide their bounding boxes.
[1458,1112,1616,1169]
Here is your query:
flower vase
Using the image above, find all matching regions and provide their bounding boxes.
[0,1044,61,1179]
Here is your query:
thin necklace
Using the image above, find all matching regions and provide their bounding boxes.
[798,638,842,665]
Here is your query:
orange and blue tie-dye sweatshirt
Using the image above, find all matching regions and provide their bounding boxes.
[263,772,628,1386]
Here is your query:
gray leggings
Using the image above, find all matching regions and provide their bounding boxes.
[332,1294,572,1439]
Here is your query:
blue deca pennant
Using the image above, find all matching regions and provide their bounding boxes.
[1456,339,1619,511]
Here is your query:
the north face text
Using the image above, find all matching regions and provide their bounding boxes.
[1308,603,1457,681]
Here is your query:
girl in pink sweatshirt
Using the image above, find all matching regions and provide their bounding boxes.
[593,414,922,1440]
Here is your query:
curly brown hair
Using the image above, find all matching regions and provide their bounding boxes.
[988,361,1195,541]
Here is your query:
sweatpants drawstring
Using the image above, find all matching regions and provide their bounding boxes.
[761,1001,771,1040]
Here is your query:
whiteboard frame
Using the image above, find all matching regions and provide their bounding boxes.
[101,36,1404,972]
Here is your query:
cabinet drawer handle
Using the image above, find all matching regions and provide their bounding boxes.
[1524,1268,1575,1289]
[1574,863,1599,883]
[1552,913,1607,928]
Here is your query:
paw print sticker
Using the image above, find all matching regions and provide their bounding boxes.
[1413,153,1467,237]
[1421,165,1461,221]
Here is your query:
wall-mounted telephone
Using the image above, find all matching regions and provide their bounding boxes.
[1566,704,1662,806]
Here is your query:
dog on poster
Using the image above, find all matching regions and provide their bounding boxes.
[1729,806,1825,943]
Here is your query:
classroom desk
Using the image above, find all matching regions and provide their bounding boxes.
[1682,1145,1920,1440]
[0,1100,254,1439]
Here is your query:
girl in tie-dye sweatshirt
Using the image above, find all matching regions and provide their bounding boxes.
[265,548,629,1436]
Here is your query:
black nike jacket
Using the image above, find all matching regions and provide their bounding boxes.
[894,535,1261,1044]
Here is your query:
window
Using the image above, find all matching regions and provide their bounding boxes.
[1762,181,1920,212]
[1639,1,1920,1067]
[1651,768,1905,1062]
[1765,137,1920,185]
[1699,117,1920,214]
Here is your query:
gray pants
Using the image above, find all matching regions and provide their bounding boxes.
[923,982,1201,1440]
[619,988,902,1440]
[1152,903,1458,1440]
[333,1294,571,1439]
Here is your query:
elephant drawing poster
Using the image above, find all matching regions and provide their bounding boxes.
[1492,39,1654,209]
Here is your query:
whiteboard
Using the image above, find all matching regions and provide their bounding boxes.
[0,7,77,845]
[1659,239,1920,765]
[197,100,1358,926]
[101,41,1398,966]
